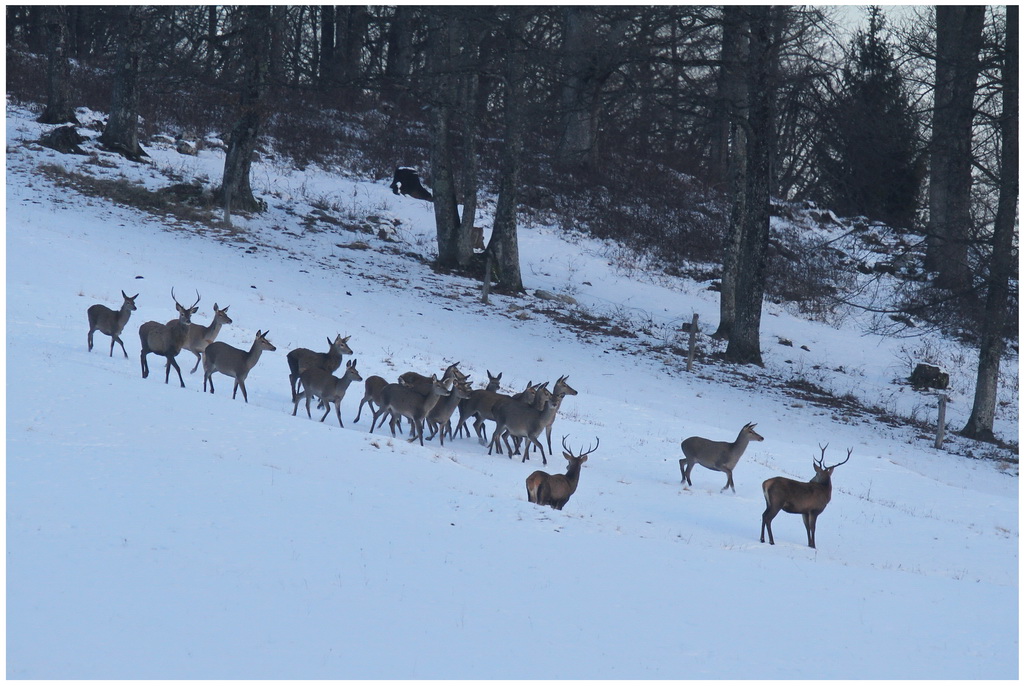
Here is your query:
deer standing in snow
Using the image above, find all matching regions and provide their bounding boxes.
[87,289,138,357]
[679,422,764,493]
[138,289,200,387]
[760,444,851,549]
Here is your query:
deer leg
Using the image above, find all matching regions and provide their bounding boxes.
[292,394,300,416]
[761,508,777,545]
[334,402,344,428]
[803,513,815,548]
[141,350,149,378]
[204,370,214,394]
[683,460,695,487]
[237,380,248,403]
[304,395,313,418]
[190,351,202,374]
[108,336,116,357]
[88,329,95,352]
[721,468,735,493]
[114,336,128,358]
[164,357,182,387]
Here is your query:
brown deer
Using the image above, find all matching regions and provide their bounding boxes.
[680,422,764,493]
[761,445,851,549]
[370,375,451,446]
[526,436,599,510]
[425,377,473,445]
[398,362,466,396]
[202,329,277,402]
[293,359,362,427]
[455,380,542,443]
[354,375,389,424]
[488,386,561,464]
[139,289,200,387]
[87,289,138,357]
[542,375,577,454]
[184,303,232,373]
[287,334,353,399]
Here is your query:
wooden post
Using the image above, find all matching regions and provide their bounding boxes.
[687,313,699,372]
[934,394,948,449]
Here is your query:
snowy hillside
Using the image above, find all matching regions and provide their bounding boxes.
[6,102,1018,679]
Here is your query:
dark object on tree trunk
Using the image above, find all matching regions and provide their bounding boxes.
[39,125,87,155]
[910,363,949,391]
[389,167,433,201]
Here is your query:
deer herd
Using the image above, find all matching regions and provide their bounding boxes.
[87,288,852,546]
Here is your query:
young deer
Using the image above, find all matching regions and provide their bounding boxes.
[139,289,200,387]
[425,377,473,445]
[184,303,232,373]
[679,422,764,493]
[455,381,542,444]
[354,375,389,424]
[543,375,578,454]
[488,386,561,464]
[526,437,599,510]
[761,445,851,549]
[399,362,466,396]
[203,329,277,402]
[293,359,362,427]
[370,375,450,446]
[87,289,138,357]
[287,334,353,399]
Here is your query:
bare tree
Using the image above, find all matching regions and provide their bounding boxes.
[488,10,528,293]
[100,6,146,162]
[724,7,783,366]
[926,6,986,291]
[962,6,1018,443]
[38,5,78,125]
[221,6,272,214]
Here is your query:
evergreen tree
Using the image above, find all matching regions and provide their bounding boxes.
[812,9,921,228]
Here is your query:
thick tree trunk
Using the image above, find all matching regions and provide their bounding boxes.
[489,14,526,293]
[962,6,1017,442]
[713,7,750,340]
[319,5,336,85]
[926,6,985,292]
[555,9,629,170]
[100,6,146,162]
[385,6,415,86]
[724,7,778,366]
[221,6,271,214]
[708,7,746,190]
[39,6,78,125]
[429,30,462,269]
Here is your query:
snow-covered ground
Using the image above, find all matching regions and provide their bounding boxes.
[6,103,1018,679]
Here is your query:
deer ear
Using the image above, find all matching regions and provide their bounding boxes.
[580,455,588,463]
[564,452,573,460]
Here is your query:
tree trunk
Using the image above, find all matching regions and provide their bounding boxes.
[38,6,78,125]
[926,6,985,292]
[489,13,526,293]
[724,7,778,366]
[100,6,146,162]
[962,5,1017,442]
[713,7,750,340]
[555,9,629,170]
[221,6,272,214]
[428,15,462,269]
[319,5,336,86]
[385,6,415,86]
[708,7,746,190]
